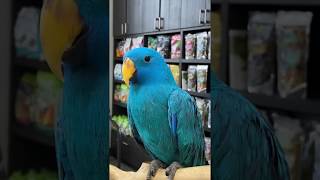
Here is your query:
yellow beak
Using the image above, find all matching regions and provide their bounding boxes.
[122,58,136,86]
[40,0,83,81]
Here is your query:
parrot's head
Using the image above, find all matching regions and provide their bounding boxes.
[40,0,87,81]
[122,48,175,87]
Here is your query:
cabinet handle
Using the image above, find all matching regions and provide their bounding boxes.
[154,17,159,30]
[124,22,127,34]
[199,9,205,25]
[159,17,164,30]
[121,23,124,35]
[205,9,210,24]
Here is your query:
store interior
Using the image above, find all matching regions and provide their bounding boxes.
[0,0,319,179]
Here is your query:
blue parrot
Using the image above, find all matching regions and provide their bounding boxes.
[211,75,290,179]
[40,0,108,179]
[122,48,206,180]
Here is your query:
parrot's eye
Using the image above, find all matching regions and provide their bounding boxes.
[144,56,151,63]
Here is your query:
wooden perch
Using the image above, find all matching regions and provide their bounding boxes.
[110,163,211,180]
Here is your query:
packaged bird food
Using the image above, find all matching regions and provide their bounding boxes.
[187,65,197,92]
[148,37,157,50]
[197,65,208,93]
[132,36,144,49]
[157,35,171,58]
[114,64,122,81]
[195,98,209,127]
[14,7,42,60]
[196,32,209,59]
[181,71,188,90]
[276,11,313,98]
[207,100,211,128]
[185,33,196,59]
[116,40,125,58]
[208,31,211,59]
[247,12,276,95]
[169,65,180,85]
[171,34,182,59]
[123,38,132,54]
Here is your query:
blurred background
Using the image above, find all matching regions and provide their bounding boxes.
[0,0,319,180]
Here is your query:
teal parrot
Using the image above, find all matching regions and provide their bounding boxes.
[40,0,108,179]
[122,48,206,180]
[211,74,290,179]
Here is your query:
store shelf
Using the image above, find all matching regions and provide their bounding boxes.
[13,124,55,147]
[114,79,124,84]
[114,58,123,63]
[239,91,320,115]
[165,59,180,64]
[228,0,320,5]
[15,58,50,71]
[181,59,211,64]
[187,91,211,99]
[114,101,127,108]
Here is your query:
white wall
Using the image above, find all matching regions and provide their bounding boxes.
[0,0,12,175]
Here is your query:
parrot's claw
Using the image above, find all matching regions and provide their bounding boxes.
[146,159,164,180]
[165,162,182,180]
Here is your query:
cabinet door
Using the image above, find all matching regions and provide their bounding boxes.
[160,0,181,30]
[113,0,126,36]
[126,0,143,34]
[142,0,160,33]
[181,0,206,28]
[205,0,211,24]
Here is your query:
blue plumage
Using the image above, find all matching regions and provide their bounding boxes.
[211,75,290,180]
[55,0,109,179]
[124,48,206,167]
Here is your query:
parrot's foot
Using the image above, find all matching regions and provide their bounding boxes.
[165,161,182,180]
[146,159,165,180]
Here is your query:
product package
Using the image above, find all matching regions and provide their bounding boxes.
[208,31,211,59]
[207,100,211,129]
[272,113,305,179]
[196,32,209,59]
[114,64,122,81]
[123,38,132,54]
[35,71,62,130]
[195,98,210,128]
[247,12,276,95]
[229,30,248,90]
[204,137,211,164]
[171,34,182,59]
[169,65,180,85]
[116,40,125,58]
[112,115,131,136]
[187,66,197,92]
[15,73,37,125]
[132,36,144,49]
[14,7,43,60]
[197,65,208,93]
[181,71,188,90]
[157,35,171,58]
[276,11,313,98]
[148,37,157,50]
[185,33,196,59]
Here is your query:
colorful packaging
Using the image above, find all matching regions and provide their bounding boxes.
[169,65,180,85]
[229,30,247,90]
[187,66,197,92]
[114,64,122,81]
[14,7,42,60]
[148,37,157,50]
[15,73,37,125]
[157,35,171,58]
[197,65,208,93]
[247,12,276,95]
[123,38,132,54]
[208,31,211,59]
[196,32,209,59]
[132,36,144,49]
[185,33,196,59]
[181,71,188,90]
[276,11,312,98]
[116,40,125,58]
[171,34,182,59]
